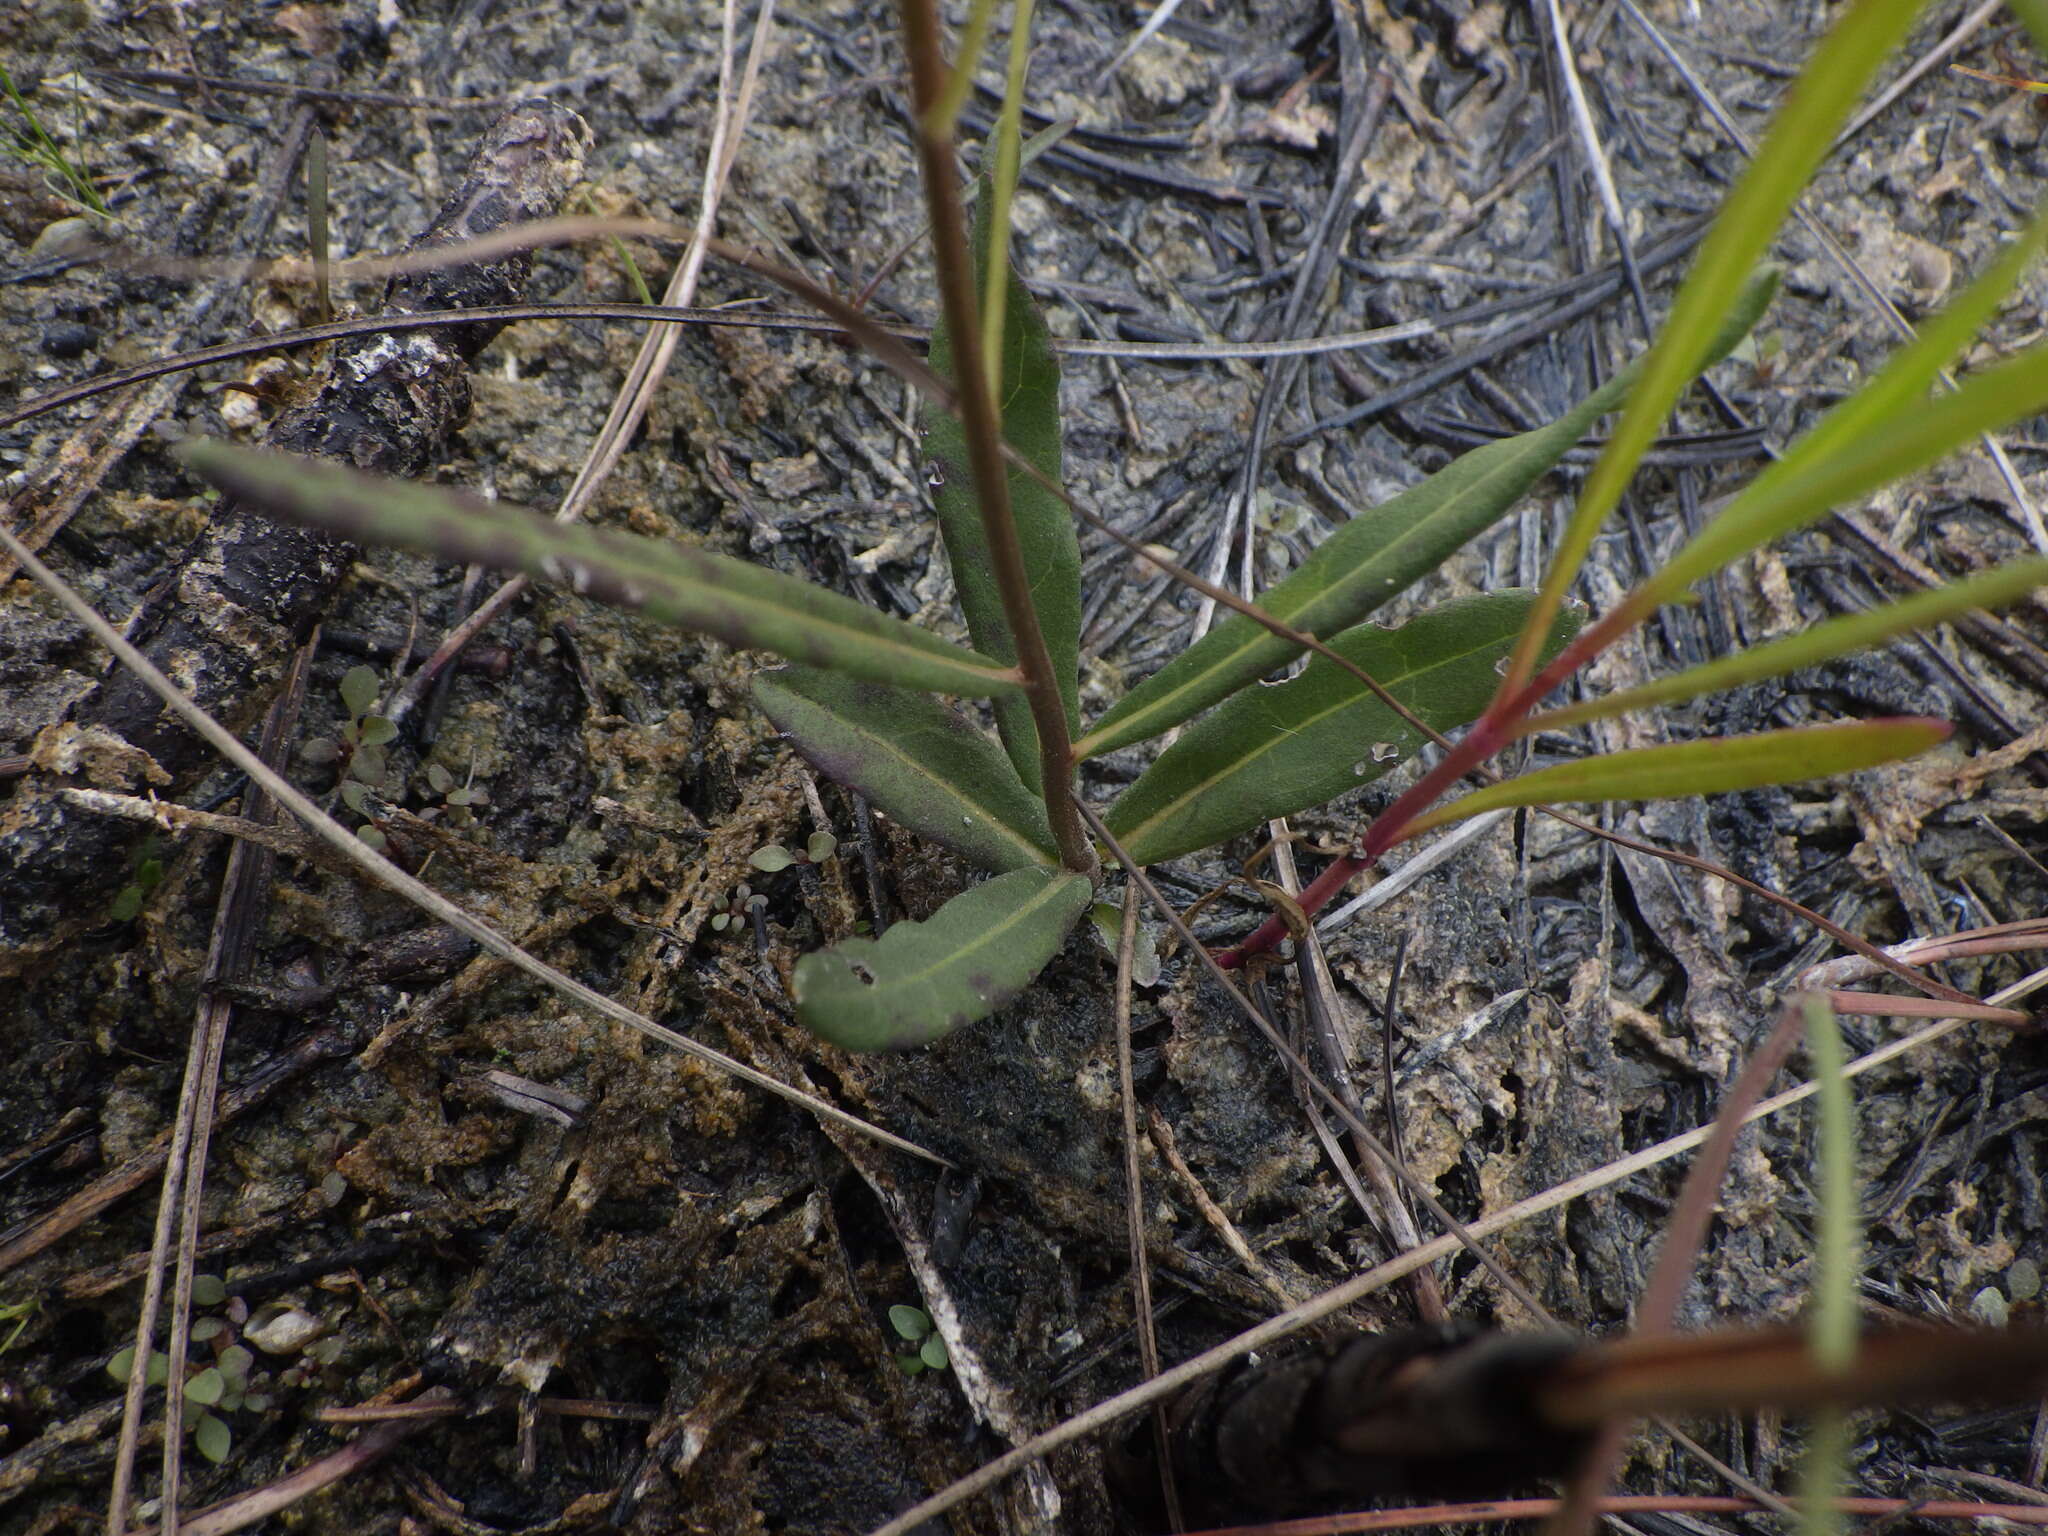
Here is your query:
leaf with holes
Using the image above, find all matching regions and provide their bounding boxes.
[1105,593,1575,866]
[794,867,1091,1050]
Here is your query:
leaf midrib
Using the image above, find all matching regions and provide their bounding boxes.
[1112,626,1514,848]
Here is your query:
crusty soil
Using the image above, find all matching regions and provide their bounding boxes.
[3,3,2046,1534]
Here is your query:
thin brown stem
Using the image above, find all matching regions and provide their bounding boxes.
[896,0,1095,876]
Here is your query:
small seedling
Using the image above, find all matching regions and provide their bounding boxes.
[108,838,165,922]
[106,1276,271,1466]
[888,1304,949,1375]
[303,665,399,850]
[707,882,755,933]
[749,830,838,873]
[0,64,110,219]
[419,758,491,835]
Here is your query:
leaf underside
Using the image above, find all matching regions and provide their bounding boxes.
[925,174,1082,792]
[793,867,1092,1050]
[1105,592,1577,866]
[752,666,1057,875]
[179,440,1020,700]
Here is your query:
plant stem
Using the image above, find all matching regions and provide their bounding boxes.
[1218,711,1513,967]
[898,0,1096,878]
[980,0,1038,375]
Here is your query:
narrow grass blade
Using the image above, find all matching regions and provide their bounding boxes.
[1105,594,1574,866]
[752,667,1056,875]
[180,440,1022,699]
[1538,555,2048,729]
[1641,206,2048,604]
[1647,338,2048,605]
[1513,0,1922,682]
[1404,719,1950,836]
[793,867,1091,1050]
[1729,201,2048,508]
[1793,992,1860,1536]
[1074,273,1777,762]
[926,175,1081,790]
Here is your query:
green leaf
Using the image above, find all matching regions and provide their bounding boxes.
[888,1305,932,1341]
[108,884,143,921]
[1642,209,2048,606]
[108,1346,137,1382]
[1105,594,1575,866]
[338,665,380,719]
[179,440,1022,701]
[753,667,1057,875]
[896,1353,926,1376]
[192,1412,231,1464]
[793,867,1091,1050]
[1525,0,1922,665]
[925,174,1081,791]
[806,830,839,863]
[1074,273,1777,762]
[1541,555,2048,729]
[190,1274,226,1306]
[919,1333,950,1371]
[1794,993,1860,1536]
[183,1366,225,1406]
[749,844,796,873]
[356,715,398,749]
[1089,901,1161,987]
[1405,719,1951,837]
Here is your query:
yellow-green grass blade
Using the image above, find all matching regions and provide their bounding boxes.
[1647,338,2048,605]
[1516,0,1923,682]
[1404,718,1949,836]
[1536,556,2048,730]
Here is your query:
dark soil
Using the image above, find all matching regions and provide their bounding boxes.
[3,3,2047,1535]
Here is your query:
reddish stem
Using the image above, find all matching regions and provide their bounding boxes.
[1216,591,1660,967]
[1218,711,1513,967]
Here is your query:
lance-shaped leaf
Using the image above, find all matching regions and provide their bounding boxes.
[793,867,1092,1050]
[1105,593,1576,867]
[1516,0,1922,679]
[925,176,1081,792]
[179,440,1021,700]
[1535,555,2048,731]
[1403,719,1951,838]
[1074,271,1778,761]
[1640,205,2048,606]
[752,667,1056,875]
